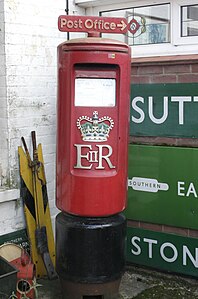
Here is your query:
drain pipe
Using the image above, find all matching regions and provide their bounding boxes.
[65,0,70,40]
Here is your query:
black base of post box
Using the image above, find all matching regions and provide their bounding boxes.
[60,279,121,299]
[56,212,126,299]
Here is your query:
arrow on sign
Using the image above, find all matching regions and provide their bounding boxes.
[58,15,128,34]
[117,20,127,31]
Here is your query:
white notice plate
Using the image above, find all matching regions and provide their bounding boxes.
[75,78,116,107]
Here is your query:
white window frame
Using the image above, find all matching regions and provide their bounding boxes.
[173,0,198,45]
[75,0,198,57]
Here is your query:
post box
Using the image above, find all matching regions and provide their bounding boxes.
[56,37,131,216]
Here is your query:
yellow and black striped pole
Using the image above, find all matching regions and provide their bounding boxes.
[18,131,57,279]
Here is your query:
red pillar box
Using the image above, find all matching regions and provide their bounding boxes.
[56,37,131,216]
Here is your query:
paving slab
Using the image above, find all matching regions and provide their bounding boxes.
[37,265,198,299]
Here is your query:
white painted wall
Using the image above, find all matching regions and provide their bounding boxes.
[0,0,85,235]
[0,0,9,188]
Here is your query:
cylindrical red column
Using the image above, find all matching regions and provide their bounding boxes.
[56,37,131,217]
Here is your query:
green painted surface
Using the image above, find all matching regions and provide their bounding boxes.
[130,83,198,138]
[126,227,198,277]
[126,144,198,229]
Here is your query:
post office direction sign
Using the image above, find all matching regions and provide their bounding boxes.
[130,83,198,138]
[126,144,198,230]
[58,15,128,34]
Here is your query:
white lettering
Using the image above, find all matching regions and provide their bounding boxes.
[74,144,92,169]
[178,181,185,196]
[129,235,198,270]
[89,150,98,163]
[60,18,67,28]
[85,19,93,29]
[60,18,83,29]
[110,22,116,30]
[132,97,145,123]
[104,21,110,30]
[131,236,141,255]
[144,238,158,258]
[148,96,168,124]
[131,95,198,126]
[186,183,198,198]
[74,144,115,170]
[171,97,191,125]
[160,242,178,263]
[183,246,198,268]
[178,181,198,198]
[67,20,74,29]
[96,145,115,169]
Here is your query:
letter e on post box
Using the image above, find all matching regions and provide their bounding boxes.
[56,37,131,216]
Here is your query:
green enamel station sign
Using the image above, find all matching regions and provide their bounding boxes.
[130,83,198,138]
[127,227,198,277]
[126,144,198,230]
[0,229,29,250]
[126,81,198,278]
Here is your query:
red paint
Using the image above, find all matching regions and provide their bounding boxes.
[56,37,131,216]
[58,15,128,34]
[10,250,35,299]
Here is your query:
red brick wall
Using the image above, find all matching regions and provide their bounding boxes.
[129,54,198,237]
[131,54,198,84]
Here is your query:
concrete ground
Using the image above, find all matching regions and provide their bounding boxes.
[37,265,198,299]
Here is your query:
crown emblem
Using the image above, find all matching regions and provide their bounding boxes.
[77,111,114,142]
